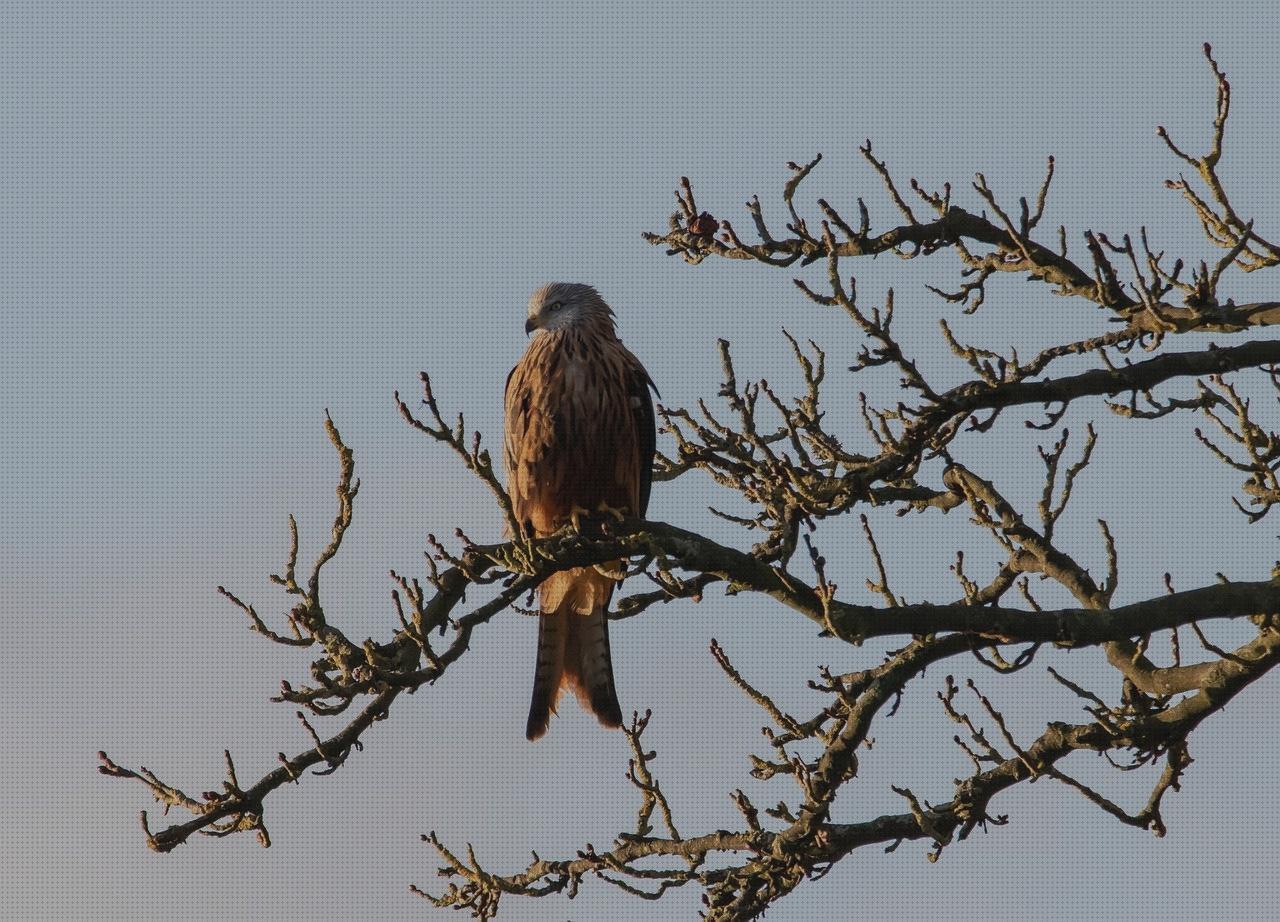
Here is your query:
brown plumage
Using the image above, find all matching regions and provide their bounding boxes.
[504,283,656,740]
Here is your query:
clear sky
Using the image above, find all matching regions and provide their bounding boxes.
[4,2,1279,919]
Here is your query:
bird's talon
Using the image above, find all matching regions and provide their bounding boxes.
[568,505,592,533]
[596,501,627,523]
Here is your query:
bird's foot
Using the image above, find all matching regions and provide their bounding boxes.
[568,505,593,534]
[595,500,627,523]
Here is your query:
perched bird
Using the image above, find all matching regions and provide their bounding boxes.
[504,283,656,740]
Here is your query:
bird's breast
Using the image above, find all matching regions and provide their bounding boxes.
[506,330,641,529]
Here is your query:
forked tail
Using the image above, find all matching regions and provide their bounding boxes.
[526,569,623,740]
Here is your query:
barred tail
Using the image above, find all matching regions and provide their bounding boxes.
[564,604,623,730]
[526,605,568,741]
[525,568,623,741]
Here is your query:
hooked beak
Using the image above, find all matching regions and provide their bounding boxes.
[525,317,537,335]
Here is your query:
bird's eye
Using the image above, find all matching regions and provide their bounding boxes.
[548,301,562,311]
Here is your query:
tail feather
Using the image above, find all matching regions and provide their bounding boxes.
[526,606,568,741]
[564,606,623,729]
[526,567,623,740]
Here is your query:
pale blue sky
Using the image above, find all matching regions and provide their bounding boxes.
[4,3,1279,919]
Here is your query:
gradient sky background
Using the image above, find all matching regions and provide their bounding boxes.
[4,3,1280,919]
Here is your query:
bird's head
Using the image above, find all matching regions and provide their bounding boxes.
[525,282,615,335]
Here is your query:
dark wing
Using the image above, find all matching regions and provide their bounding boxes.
[632,369,658,516]
[502,362,519,496]
[503,358,534,532]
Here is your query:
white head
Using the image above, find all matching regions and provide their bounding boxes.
[525,282,615,334]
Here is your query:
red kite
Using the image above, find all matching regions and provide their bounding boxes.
[504,283,656,740]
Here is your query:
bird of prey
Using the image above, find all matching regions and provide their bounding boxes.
[504,283,656,740]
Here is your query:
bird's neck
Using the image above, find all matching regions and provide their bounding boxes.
[544,318,618,345]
